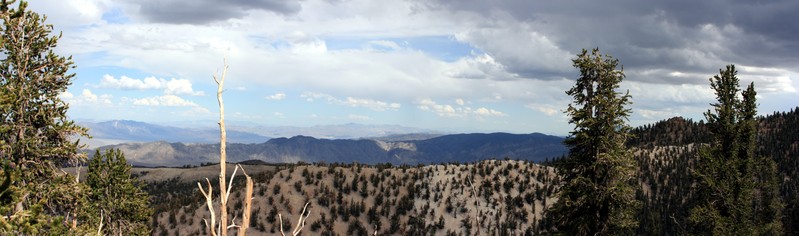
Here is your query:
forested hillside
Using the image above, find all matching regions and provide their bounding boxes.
[140,107,799,235]
[146,160,560,236]
[632,107,799,235]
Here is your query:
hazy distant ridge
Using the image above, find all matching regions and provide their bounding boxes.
[96,132,567,167]
[78,120,438,147]
[80,120,271,145]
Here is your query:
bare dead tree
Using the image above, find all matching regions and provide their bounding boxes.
[279,202,311,236]
[214,59,230,236]
[467,178,481,234]
[237,164,254,236]
[197,59,309,236]
[197,59,256,236]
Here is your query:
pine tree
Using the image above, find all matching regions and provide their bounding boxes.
[0,1,88,233]
[81,149,153,235]
[688,65,782,235]
[544,48,639,235]
[743,83,784,235]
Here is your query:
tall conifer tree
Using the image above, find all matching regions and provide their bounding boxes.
[545,48,639,235]
[0,1,88,233]
[689,65,782,235]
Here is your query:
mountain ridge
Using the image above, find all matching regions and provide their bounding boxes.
[94,132,567,167]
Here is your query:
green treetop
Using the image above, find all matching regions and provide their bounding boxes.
[544,48,639,235]
[689,65,783,235]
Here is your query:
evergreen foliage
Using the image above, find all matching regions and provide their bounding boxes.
[0,1,89,233]
[545,48,639,235]
[688,65,782,235]
[81,149,153,235]
[759,107,799,234]
[632,106,799,235]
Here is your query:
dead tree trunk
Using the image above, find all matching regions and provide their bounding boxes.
[214,59,230,236]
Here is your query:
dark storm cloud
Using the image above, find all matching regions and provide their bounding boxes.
[417,0,799,85]
[127,0,301,24]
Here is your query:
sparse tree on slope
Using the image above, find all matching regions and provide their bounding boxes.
[688,65,783,235]
[544,48,639,235]
[0,1,89,233]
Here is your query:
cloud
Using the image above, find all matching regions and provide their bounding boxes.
[473,107,505,116]
[29,0,799,134]
[121,0,302,25]
[60,89,113,106]
[27,0,109,27]
[416,98,506,118]
[366,40,402,51]
[131,94,199,107]
[445,53,519,80]
[348,114,372,121]
[99,74,205,96]
[454,26,573,80]
[265,92,287,100]
[416,0,799,87]
[526,104,559,116]
[344,97,402,111]
[301,92,401,111]
[638,108,680,119]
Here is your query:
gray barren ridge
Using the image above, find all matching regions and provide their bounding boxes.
[92,133,567,167]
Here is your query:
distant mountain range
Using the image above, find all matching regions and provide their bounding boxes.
[78,120,271,147]
[77,120,441,148]
[224,123,438,140]
[93,133,567,167]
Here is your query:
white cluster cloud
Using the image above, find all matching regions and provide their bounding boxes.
[445,54,519,80]
[526,104,560,116]
[132,94,199,107]
[60,89,113,106]
[736,66,798,93]
[265,92,287,100]
[99,74,204,96]
[348,114,372,121]
[416,98,506,118]
[301,92,401,111]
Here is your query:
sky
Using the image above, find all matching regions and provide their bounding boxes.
[25,0,799,135]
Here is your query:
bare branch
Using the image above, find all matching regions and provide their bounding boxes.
[227,215,238,230]
[197,178,218,236]
[224,165,239,204]
[292,202,311,236]
[97,209,103,236]
[278,203,311,236]
[279,213,285,236]
[467,177,481,234]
